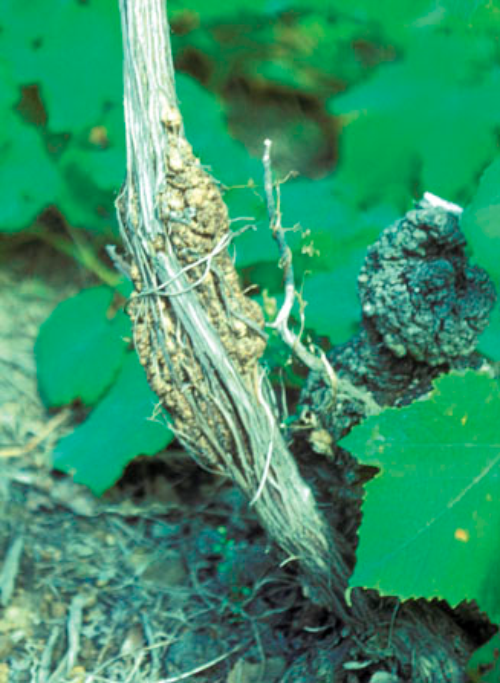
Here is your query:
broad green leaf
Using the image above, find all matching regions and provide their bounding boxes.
[470,0,500,33]
[279,177,392,271]
[0,0,50,83]
[477,304,500,363]
[440,0,485,21]
[0,0,122,130]
[52,353,174,495]
[73,147,124,193]
[0,61,18,110]
[0,112,60,231]
[232,174,395,270]
[39,1,123,131]
[227,186,274,269]
[36,287,130,407]
[340,371,500,624]
[169,0,267,20]
[462,156,500,288]
[240,13,372,94]
[330,32,500,208]
[311,0,468,41]
[289,197,395,345]
[57,145,119,235]
[300,255,363,344]
[232,175,396,344]
[461,157,500,361]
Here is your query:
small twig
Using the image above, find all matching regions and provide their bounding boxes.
[0,535,24,606]
[262,139,338,404]
[123,649,145,683]
[263,140,295,329]
[84,634,180,682]
[37,627,61,683]
[141,614,161,680]
[48,593,90,682]
[156,642,244,683]
[66,593,89,671]
[0,410,71,459]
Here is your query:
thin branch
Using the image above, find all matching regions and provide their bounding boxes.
[263,139,338,406]
[0,535,24,606]
[156,642,245,683]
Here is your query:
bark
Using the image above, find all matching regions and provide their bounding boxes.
[115,0,351,620]
[114,2,497,680]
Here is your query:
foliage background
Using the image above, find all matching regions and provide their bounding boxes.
[3,0,500,341]
[2,0,498,474]
[2,0,500,676]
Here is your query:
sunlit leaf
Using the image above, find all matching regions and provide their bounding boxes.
[341,371,500,624]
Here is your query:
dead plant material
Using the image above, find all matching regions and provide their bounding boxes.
[0,410,70,459]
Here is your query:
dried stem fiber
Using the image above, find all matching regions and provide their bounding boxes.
[115,0,351,618]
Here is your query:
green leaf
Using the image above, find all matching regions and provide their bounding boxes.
[478,304,500,363]
[36,287,130,407]
[228,187,275,269]
[0,0,122,130]
[461,157,500,362]
[242,13,371,94]
[0,61,18,110]
[41,1,123,131]
[340,371,500,623]
[52,353,174,495]
[330,0,438,42]
[232,175,397,344]
[330,32,500,207]
[56,143,122,234]
[0,112,60,231]
[462,156,500,287]
[279,177,392,270]
[169,0,267,21]
[300,257,363,344]
[232,174,395,271]
[0,0,49,83]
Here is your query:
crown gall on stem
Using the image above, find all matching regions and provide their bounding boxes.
[301,196,496,443]
[358,201,496,365]
[119,117,266,469]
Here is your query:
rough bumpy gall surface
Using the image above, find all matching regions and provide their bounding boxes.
[301,197,496,443]
[124,117,266,467]
[358,201,496,364]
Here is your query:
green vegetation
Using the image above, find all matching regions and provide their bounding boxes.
[2,1,500,675]
[341,371,500,624]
